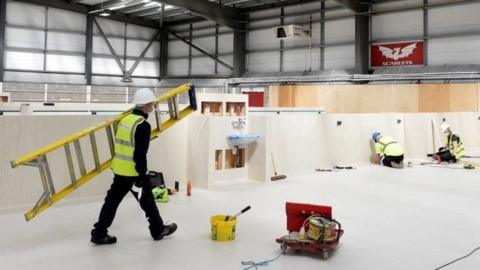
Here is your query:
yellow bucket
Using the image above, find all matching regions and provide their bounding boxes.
[210,215,237,242]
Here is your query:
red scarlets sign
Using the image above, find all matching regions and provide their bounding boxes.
[371,41,424,67]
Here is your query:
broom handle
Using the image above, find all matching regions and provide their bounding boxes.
[271,152,277,175]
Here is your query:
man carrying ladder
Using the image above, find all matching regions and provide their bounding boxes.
[91,88,177,245]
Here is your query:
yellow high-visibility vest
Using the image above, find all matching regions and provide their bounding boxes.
[111,114,145,176]
[446,133,464,159]
[375,136,404,156]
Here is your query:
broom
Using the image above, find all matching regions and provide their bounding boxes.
[271,152,286,181]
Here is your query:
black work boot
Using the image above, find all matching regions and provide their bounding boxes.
[91,234,117,245]
[153,223,177,241]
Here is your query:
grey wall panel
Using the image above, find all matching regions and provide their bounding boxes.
[5,51,44,70]
[5,28,44,49]
[217,55,233,75]
[283,48,320,72]
[428,36,480,66]
[325,9,355,18]
[168,39,189,57]
[192,21,216,29]
[311,22,321,44]
[92,57,124,75]
[282,36,311,49]
[48,8,86,32]
[372,10,423,41]
[248,28,279,50]
[47,32,86,52]
[4,71,86,84]
[192,27,216,37]
[373,0,422,10]
[191,57,215,75]
[324,45,355,70]
[249,7,280,19]
[218,33,233,54]
[191,36,214,57]
[6,2,45,27]
[46,54,85,73]
[92,76,158,87]
[285,1,322,13]
[429,2,480,35]
[94,18,125,36]
[249,18,279,29]
[126,24,158,40]
[325,18,354,44]
[126,40,160,58]
[127,60,159,77]
[167,59,188,76]
[284,15,319,26]
[92,36,124,55]
[247,52,280,73]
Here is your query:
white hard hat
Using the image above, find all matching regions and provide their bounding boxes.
[441,123,450,133]
[132,88,156,105]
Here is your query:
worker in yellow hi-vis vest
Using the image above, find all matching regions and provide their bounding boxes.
[371,132,405,169]
[432,123,464,163]
[91,88,177,245]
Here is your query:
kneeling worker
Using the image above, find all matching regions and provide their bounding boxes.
[432,123,464,163]
[371,132,405,168]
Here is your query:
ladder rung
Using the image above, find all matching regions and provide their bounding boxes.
[154,104,162,132]
[64,143,77,186]
[73,140,87,176]
[41,155,56,196]
[89,133,101,171]
[37,158,52,205]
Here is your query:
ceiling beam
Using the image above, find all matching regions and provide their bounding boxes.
[154,0,243,29]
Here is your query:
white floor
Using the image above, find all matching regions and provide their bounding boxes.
[1,165,480,270]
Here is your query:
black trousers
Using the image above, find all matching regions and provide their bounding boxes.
[381,154,404,167]
[91,174,165,239]
[435,149,457,163]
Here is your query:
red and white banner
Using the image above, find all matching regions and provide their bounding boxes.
[371,41,424,67]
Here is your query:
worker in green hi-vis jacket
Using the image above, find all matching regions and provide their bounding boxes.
[371,132,404,169]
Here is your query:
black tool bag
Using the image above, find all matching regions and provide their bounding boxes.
[148,171,165,188]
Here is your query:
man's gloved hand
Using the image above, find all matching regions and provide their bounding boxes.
[135,174,149,188]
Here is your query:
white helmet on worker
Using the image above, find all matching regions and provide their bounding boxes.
[441,123,450,133]
[133,88,156,105]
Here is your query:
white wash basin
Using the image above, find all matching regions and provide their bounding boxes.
[227,134,260,147]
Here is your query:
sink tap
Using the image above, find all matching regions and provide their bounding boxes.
[231,117,246,128]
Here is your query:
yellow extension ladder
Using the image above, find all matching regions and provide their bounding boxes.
[10,84,197,221]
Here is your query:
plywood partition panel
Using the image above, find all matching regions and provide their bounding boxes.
[268,83,479,113]
[418,84,450,112]
[448,84,478,112]
[391,84,419,112]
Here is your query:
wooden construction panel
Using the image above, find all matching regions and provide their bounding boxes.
[418,84,450,112]
[448,83,478,112]
[391,84,419,112]
[268,83,479,113]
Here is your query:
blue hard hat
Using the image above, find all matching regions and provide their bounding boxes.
[372,132,380,141]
